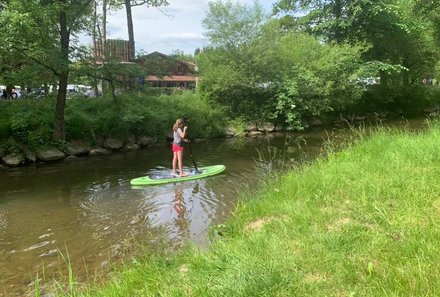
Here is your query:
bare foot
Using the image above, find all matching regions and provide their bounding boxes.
[179,173,188,177]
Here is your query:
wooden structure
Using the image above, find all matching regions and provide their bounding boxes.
[95,39,131,62]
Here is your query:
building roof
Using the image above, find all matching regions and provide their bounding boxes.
[145,75,197,82]
[141,51,197,70]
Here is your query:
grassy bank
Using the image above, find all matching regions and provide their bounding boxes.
[0,92,225,153]
[60,120,440,296]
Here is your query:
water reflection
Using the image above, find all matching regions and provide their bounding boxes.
[172,186,190,241]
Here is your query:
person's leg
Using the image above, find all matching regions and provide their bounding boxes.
[172,151,178,175]
[177,151,187,176]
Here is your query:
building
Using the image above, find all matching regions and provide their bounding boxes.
[137,51,198,90]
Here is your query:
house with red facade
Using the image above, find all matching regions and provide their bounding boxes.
[137,51,198,90]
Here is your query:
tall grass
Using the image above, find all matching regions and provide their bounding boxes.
[54,119,440,296]
[0,92,226,153]
[66,92,226,142]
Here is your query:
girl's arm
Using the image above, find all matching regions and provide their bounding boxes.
[178,126,188,139]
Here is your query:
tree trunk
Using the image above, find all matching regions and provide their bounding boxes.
[53,9,70,141]
[44,82,49,95]
[379,70,388,89]
[54,72,68,140]
[125,0,135,61]
[402,57,410,86]
[93,1,99,95]
[102,0,107,56]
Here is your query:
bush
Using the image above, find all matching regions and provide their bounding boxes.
[348,85,440,116]
[0,97,54,150]
[0,92,227,154]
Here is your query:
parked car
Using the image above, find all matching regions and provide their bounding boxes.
[24,88,45,99]
[14,87,22,99]
[0,86,5,98]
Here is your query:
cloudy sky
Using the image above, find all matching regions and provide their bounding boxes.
[100,0,275,55]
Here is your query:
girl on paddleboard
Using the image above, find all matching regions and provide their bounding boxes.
[172,118,189,177]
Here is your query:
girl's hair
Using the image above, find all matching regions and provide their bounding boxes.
[173,118,185,131]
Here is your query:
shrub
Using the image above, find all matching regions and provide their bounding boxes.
[0,92,226,154]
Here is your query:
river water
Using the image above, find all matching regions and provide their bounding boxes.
[0,118,427,296]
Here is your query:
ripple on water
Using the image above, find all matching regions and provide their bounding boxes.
[23,240,55,252]
[39,248,58,257]
[0,211,7,231]
[38,231,54,239]
[79,183,159,242]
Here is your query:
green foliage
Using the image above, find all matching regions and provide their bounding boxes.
[414,0,440,45]
[199,0,440,128]
[227,117,247,133]
[0,93,225,153]
[0,98,54,149]
[200,8,365,128]
[197,55,272,120]
[355,85,440,115]
[202,0,267,50]
[198,1,276,121]
[272,77,315,130]
[273,0,440,89]
[0,0,98,141]
[66,92,225,141]
[271,34,365,128]
[159,91,226,139]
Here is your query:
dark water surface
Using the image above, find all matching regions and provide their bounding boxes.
[0,118,427,296]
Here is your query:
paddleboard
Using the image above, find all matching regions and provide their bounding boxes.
[130,165,226,186]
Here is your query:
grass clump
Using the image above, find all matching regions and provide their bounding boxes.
[59,120,440,296]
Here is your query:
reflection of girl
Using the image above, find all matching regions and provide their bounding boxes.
[173,188,189,237]
[173,188,186,216]
[172,118,188,177]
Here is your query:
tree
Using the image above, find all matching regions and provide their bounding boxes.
[414,0,440,45]
[199,0,365,127]
[203,0,266,50]
[106,0,168,61]
[199,0,270,118]
[0,0,95,140]
[273,0,439,88]
[272,0,364,44]
[170,49,196,63]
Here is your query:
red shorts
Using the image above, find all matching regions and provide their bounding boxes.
[172,143,184,152]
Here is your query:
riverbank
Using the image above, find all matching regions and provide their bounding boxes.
[1,93,435,169]
[1,90,439,169]
[51,118,440,296]
[0,92,226,168]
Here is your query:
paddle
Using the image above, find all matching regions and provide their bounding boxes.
[186,139,200,173]
[182,117,200,174]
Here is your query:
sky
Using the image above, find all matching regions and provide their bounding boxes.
[100,0,276,56]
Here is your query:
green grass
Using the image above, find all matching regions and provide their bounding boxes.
[58,120,440,296]
[0,92,226,153]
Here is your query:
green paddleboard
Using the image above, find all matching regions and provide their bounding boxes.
[130,165,226,186]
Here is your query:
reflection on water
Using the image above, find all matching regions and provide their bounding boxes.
[0,117,428,296]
